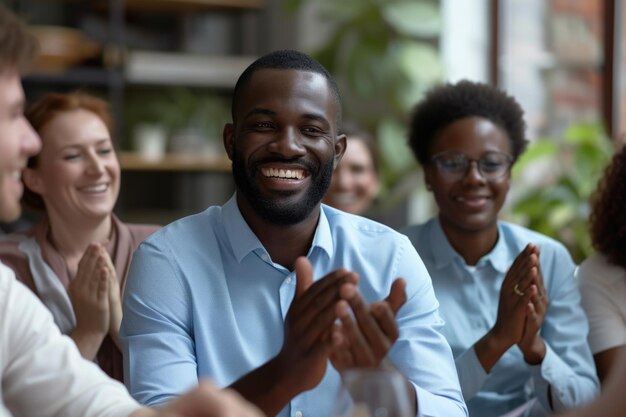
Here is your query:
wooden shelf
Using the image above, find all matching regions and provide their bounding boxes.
[119,151,231,172]
[125,51,255,87]
[122,0,264,12]
[23,67,122,87]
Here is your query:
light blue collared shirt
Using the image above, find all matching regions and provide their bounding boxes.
[401,218,599,417]
[121,195,467,417]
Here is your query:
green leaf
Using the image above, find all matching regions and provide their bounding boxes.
[393,41,442,111]
[509,122,615,263]
[511,140,559,177]
[281,0,305,14]
[378,117,414,173]
[316,0,373,22]
[564,122,606,145]
[381,1,441,37]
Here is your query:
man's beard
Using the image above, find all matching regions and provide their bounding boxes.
[232,146,334,226]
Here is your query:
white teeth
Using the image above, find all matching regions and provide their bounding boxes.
[261,167,304,180]
[81,184,108,193]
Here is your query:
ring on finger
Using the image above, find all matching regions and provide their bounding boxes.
[513,283,525,296]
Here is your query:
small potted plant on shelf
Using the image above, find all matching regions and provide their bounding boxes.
[125,87,231,159]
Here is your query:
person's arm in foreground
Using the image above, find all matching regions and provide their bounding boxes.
[1,266,263,417]
[132,381,264,417]
[555,349,626,417]
[1,268,138,417]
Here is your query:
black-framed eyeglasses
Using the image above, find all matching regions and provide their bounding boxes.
[430,151,513,181]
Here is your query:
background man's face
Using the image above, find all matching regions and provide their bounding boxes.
[0,70,40,222]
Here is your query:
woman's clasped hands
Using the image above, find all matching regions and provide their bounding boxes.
[68,242,122,358]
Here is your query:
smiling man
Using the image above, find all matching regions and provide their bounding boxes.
[121,50,467,417]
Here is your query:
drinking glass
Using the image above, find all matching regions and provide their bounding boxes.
[333,368,413,417]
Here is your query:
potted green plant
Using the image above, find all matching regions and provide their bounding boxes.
[124,87,231,156]
[508,122,614,263]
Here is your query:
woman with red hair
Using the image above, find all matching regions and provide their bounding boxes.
[0,91,159,381]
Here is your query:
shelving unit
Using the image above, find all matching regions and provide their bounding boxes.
[118,151,231,172]
[125,51,255,87]
[122,0,263,12]
[117,151,233,225]
[19,0,265,130]
[13,0,265,225]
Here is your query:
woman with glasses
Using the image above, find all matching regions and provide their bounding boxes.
[401,80,598,417]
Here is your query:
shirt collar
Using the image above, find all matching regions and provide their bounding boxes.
[429,217,510,274]
[429,217,460,270]
[222,193,334,263]
[223,194,264,263]
[313,204,334,259]
[486,223,512,274]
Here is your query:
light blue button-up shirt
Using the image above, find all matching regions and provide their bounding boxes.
[401,218,599,417]
[121,195,467,417]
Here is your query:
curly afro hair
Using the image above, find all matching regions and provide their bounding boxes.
[589,144,626,269]
[408,80,528,166]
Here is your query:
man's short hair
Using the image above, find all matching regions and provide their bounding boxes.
[0,6,39,74]
[408,80,528,166]
[232,49,342,128]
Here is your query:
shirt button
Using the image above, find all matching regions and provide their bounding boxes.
[261,253,269,261]
[295,411,303,417]
[286,277,292,284]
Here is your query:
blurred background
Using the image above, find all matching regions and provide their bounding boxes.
[1,0,625,262]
